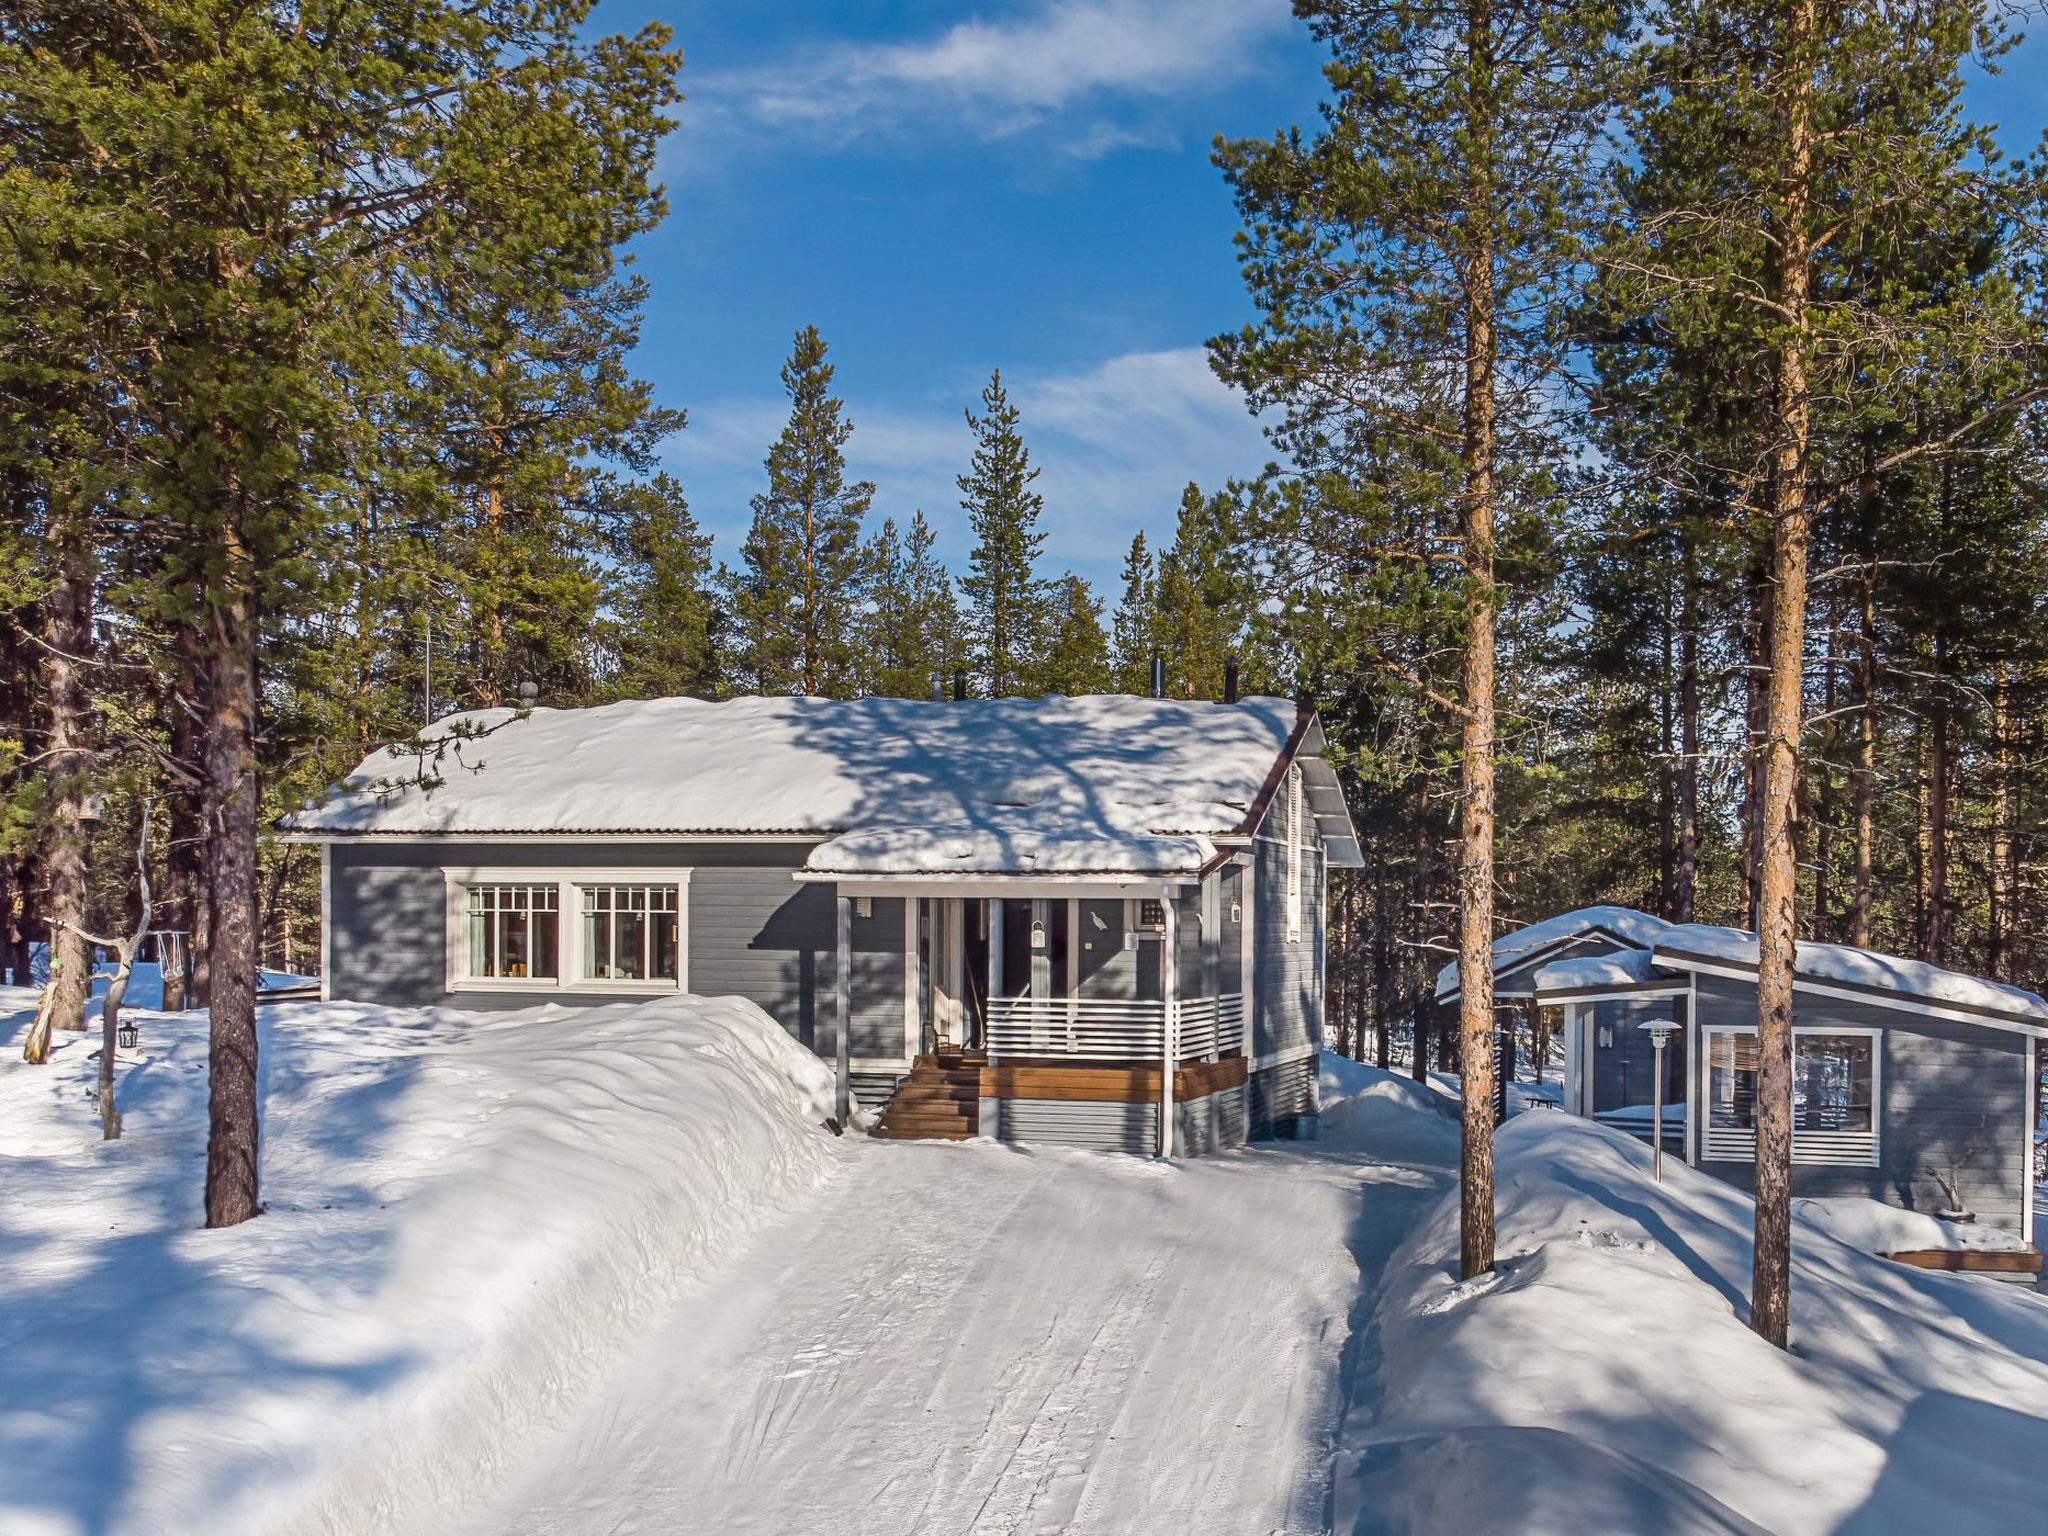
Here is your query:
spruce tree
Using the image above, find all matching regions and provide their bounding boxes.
[863,511,959,698]
[1109,532,1158,692]
[1034,574,1112,695]
[957,370,1050,696]
[728,327,875,697]
[1154,482,1245,699]
[603,474,718,701]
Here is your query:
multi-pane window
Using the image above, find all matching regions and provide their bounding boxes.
[582,884,681,983]
[1704,1028,1878,1165]
[467,884,559,980]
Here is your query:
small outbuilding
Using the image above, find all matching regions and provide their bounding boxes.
[1528,915,2043,1241]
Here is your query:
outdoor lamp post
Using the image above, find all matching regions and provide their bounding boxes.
[1642,1020,1676,1181]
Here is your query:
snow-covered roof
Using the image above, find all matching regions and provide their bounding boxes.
[1532,949,1667,994]
[284,693,1358,879]
[1651,924,2048,1026]
[1435,906,1673,999]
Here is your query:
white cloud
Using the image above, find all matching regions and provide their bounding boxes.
[701,0,1292,147]
[663,346,1273,589]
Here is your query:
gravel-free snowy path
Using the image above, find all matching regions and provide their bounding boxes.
[464,1135,1423,1536]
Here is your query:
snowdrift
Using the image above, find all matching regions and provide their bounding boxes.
[1339,1110,2048,1535]
[1319,1054,1461,1168]
[0,989,840,1536]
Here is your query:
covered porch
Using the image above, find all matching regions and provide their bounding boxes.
[813,867,1255,1157]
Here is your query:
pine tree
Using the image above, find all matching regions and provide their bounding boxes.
[1601,0,2045,1346]
[728,327,875,697]
[957,370,1050,696]
[1033,574,1112,695]
[1216,0,1623,1278]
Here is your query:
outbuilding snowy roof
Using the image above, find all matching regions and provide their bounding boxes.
[1525,918,2048,1030]
[1435,906,1674,1000]
[283,693,1361,878]
[1649,924,2048,1026]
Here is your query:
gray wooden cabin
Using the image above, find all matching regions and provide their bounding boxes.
[1524,915,2044,1239]
[282,692,1360,1156]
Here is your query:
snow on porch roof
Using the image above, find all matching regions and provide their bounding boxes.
[1435,906,1675,1000]
[283,693,1358,872]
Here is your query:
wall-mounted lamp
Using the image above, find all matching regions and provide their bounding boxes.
[1030,919,1046,950]
[854,896,873,919]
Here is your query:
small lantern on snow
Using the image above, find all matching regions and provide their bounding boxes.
[117,1018,139,1050]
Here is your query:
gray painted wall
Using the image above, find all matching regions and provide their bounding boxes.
[1251,789,1325,1065]
[1249,1055,1318,1139]
[1176,1083,1248,1156]
[985,1097,1158,1153]
[1688,974,2031,1230]
[327,839,907,1061]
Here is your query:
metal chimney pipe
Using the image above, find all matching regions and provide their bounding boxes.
[1149,654,1165,699]
[1223,657,1239,704]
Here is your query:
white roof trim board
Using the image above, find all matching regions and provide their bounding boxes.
[284,693,1362,880]
[1529,918,2048,1034]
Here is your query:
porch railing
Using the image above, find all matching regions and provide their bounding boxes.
[984,992,1244,1063]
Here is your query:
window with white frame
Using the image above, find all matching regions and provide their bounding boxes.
[1703,1026,1880,1165]
[582,883,681,982]
[1285,765,1303,944]
[467,884,560,980]
[449,869,689,991]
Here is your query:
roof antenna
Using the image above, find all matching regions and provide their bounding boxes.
[1149,654,1165,699]
[1223,657,1239,704]
[953,668,968,702]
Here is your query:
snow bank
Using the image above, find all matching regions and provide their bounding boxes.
[1435,905,1672,997]
[1793,1195,2033,1255]
[1318,1053,1460,1167]
[1340,1111,2048,1534]
[283,694,1301,860]
[0,989,839,1536]
[1656,922,2048,1022]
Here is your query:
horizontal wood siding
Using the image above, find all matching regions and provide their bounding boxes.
[1176,1082,1248,1155]
[1690,974,2030,1231]
[1252,792,1324,1063]
[1248,1055,1318,1139]
[1590,997,1685,1115]
[988,1097,1158,1153]
[327,839,906,1061]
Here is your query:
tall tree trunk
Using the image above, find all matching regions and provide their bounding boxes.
[1410,802,1430,1083]
[1751,0,1818,1352]
[1812,595,1838,941]
[1914,717,1933,960]
[1851,568,1877,946]
[202,534,263,1228]
[1675,535,1701,923]
[38,498,95,1046]
[1742,553,1770,929]
[1657,559,1677,917]
[1373,846,1394,1069]
[1454,0,1500,1283]
[1925,634,1950,966]
[1990,667,2013,978]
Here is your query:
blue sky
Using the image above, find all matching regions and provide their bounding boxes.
[598,0,2048,595]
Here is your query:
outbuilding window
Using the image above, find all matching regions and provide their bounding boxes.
[1703,1026,1880,1166]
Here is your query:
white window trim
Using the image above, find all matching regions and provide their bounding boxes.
[1700,1024,1882,1167]
[442,866,693,996]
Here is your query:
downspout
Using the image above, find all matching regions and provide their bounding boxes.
[1161,885,1178,1157]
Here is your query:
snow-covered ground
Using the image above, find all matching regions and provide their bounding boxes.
[0,987,839,1536]
[9,998,2048,1535]
[1335,1078,2048,1535]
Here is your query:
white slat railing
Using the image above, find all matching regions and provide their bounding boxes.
[1701,1125,1878,1166]
[986,992,1245,1063]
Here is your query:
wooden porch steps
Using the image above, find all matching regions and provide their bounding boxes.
[872,1054,982,1142]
